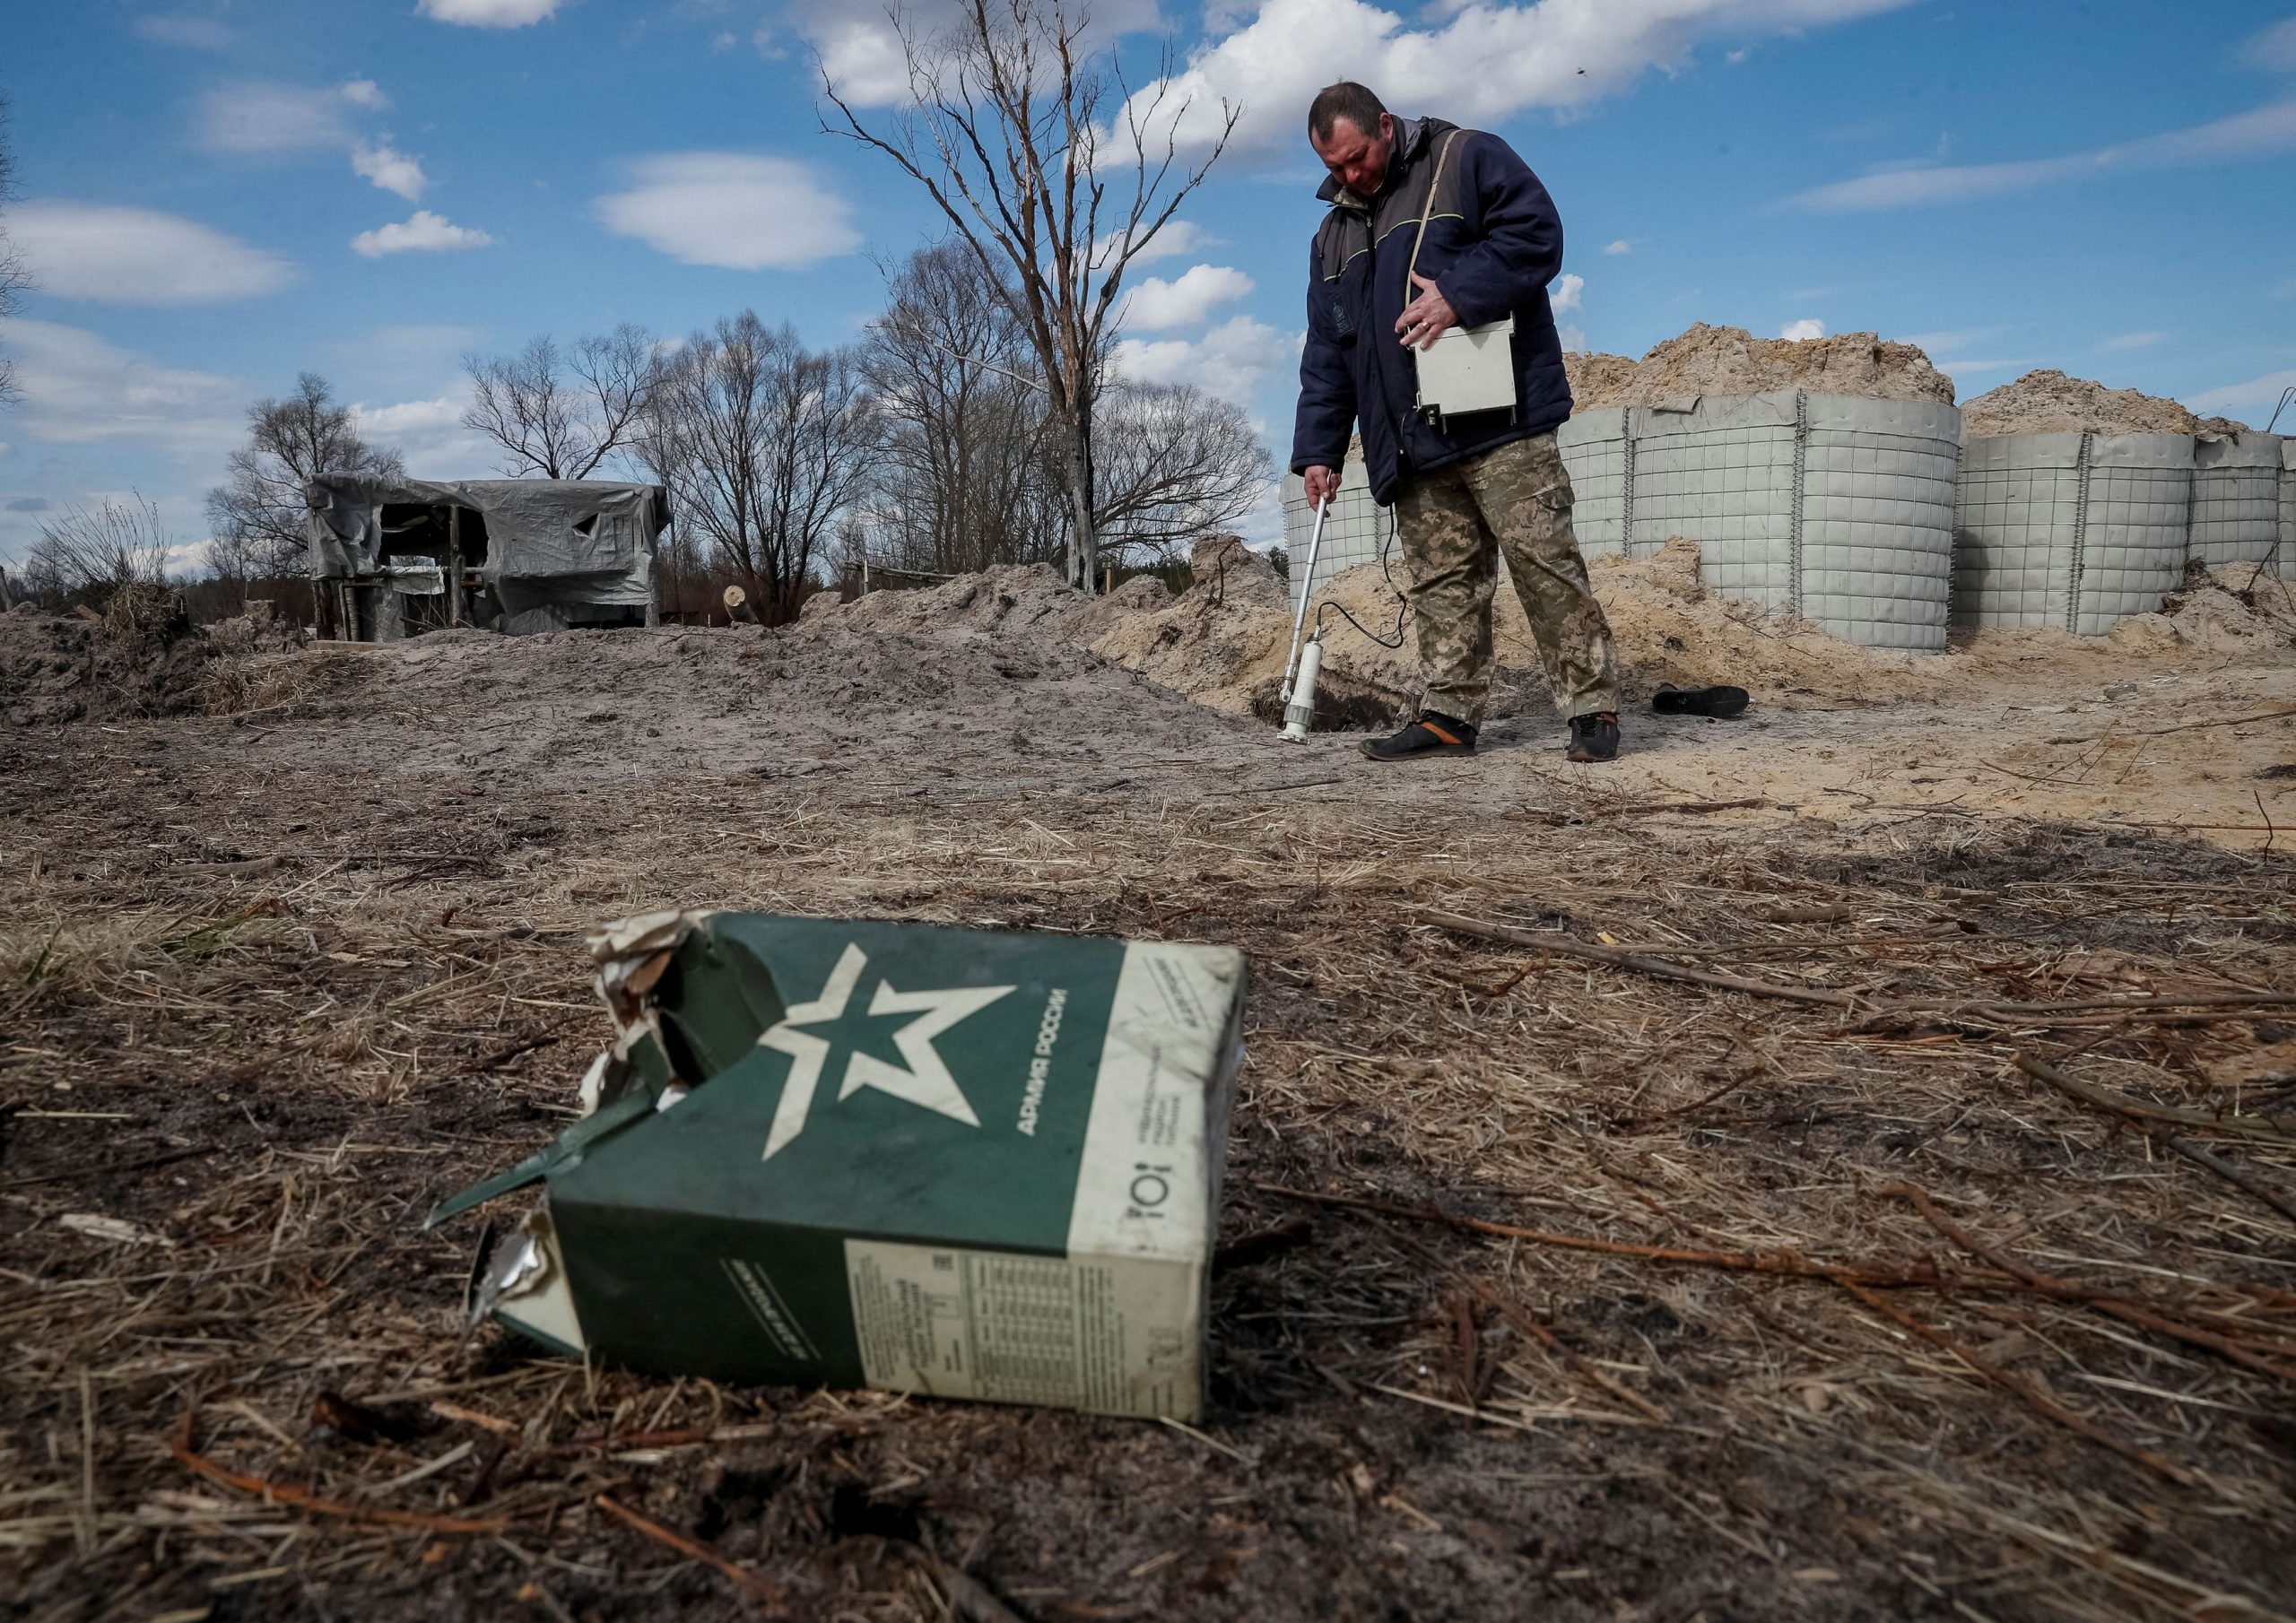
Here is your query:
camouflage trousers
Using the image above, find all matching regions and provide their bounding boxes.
[1393,430,1621,725]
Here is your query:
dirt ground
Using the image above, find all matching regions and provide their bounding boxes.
[5,569,2296,1621]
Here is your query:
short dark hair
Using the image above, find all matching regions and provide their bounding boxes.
[1308,82,1387,144]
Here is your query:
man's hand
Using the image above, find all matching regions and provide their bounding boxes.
[1302,465,1339,508]
[1396,272,1457,352]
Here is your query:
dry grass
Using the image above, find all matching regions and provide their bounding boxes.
[4,673,2295,1620]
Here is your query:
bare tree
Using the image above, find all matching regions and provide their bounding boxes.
[863,242,1063,575]
[0,93,30,405]
[823,0,1239,594]
[462,325,660,480]
[200,522,269,602]
[1093,381,1272,564]
[25,494,172,600]
[205,373,404,578]
[639,312,879,625]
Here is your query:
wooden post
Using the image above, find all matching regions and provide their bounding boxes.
[448,507,465,629]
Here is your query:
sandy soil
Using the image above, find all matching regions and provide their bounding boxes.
[5,574,2295,1622]
[1961,369,2206,438]
[1566,325,1954,407]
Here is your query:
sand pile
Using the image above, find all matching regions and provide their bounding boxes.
[812,562,1088,636]
[1075,534,1950,723]
[1563,351,1639,407]
[1961,369,2201,438]
[1080,538,1373,722]
[2102,563,2296,656]
[1569,325,1954,407]
[0,603,217,726]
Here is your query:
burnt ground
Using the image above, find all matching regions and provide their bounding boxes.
[4,616,2295,1623]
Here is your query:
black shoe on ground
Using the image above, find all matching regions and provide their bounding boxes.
[1361,713,1477,760]
[1652,682,1751,719]
[1566,712,1620,762]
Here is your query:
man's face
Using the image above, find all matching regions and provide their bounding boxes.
[1310,113,1394,198]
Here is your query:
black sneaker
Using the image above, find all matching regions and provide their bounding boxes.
[1361,713,1477,760]
[1566,712,1620,762]
[1653,682,1750,719]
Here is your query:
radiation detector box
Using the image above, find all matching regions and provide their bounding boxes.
[1415,317,1518,431]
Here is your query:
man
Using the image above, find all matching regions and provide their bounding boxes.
[1292,82,1622,762]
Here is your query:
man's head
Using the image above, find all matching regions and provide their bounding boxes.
[1308,82,1394,197]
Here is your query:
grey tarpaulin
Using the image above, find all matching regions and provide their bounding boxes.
[2190,432,2285,568]
[304,474,668,637]
[1952,432,2194,635]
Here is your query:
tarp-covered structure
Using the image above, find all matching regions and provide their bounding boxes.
[304,474,669,640]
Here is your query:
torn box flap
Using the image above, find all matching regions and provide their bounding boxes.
[588,908,712,970]
[613,914,789,1084]
[422,1084,655,1229]
[576,1015,677,1116]
[474,1207,587,1357]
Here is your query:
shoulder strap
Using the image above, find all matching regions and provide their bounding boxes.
[1405,129,1465,287]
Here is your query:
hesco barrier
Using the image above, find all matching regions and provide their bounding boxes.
[1556,408,1630,558]
[1952,433,2195,635]
[2190,433,2286,568]
[1598,390,1961,651]
[2281,439,2296,575]
[1284,395,1960,650]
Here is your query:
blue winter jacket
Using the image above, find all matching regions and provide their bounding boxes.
[1290,117,1573,506]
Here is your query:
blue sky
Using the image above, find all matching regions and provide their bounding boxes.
[3,0,2294,570]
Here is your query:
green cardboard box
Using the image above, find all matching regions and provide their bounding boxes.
[429,910,1246,1420]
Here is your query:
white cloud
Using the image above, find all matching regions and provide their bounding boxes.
[322,324,491,392]
[711,30,739,50]
[1558,324,1589,354]
[812,17,916,105]
[351,388,496,472]
[2,320,246,456]
[1783,99,2296,210]
[338,78,390,110]
[1726,47,1751,63]
[1121,264,1255,330]
[595,153,859,269]
[2248,16,2296,73]
[352,211,495,256]
[1095,219,1221,267]
[2185,368,2296,412]
[352,141,429,201]
[134,13,233,49]
[1551,272,1584,314]
[1779,317,1825,341]
[1109,315,1296,408]
[1602,239,1631,255]
[418,0,564,25]
[1117,0,1915,160]
[806,0,1161,107]
[195,80,362,153]
[10,202,297,303]
[2100,331,2165,352]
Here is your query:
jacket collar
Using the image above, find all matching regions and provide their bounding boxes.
[1316,116,1431,211]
